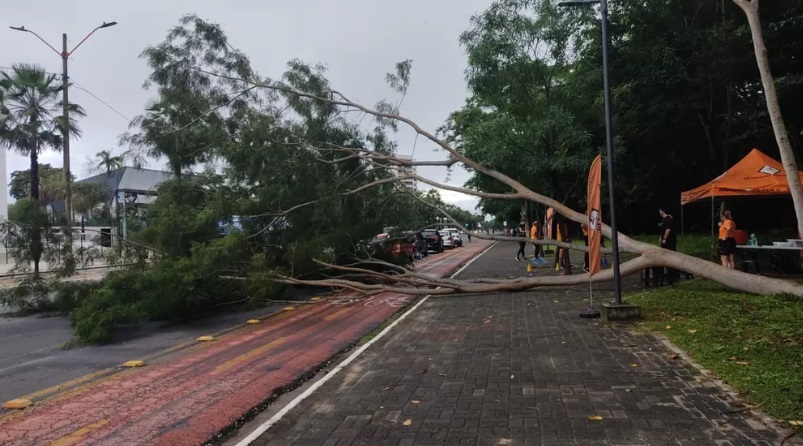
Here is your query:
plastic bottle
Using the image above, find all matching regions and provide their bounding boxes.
[749,234,758,246]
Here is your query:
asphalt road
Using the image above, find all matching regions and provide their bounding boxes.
[0,306,284,404]
[0,241,491,446]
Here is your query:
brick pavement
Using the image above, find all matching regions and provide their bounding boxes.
[0,242,491,446]
[253,241,788,446]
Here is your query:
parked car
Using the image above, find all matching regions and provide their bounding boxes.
[443,228,463,247]
[421,229,443,253]
[407,231,428,259]
[371,233,415,261]
[439,230,455,249]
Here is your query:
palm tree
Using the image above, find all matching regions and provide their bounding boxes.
[0,64,85,275]
[84,149,126,224]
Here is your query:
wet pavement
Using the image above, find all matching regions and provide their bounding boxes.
[247,241,790,446]
[0,240,490,446]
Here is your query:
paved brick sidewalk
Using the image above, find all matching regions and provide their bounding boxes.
[254,242,788,446]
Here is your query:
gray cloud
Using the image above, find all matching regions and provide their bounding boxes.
[1,0,491,211]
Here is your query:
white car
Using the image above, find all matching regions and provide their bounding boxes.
[447,229,463,247]
[438,228,463,248]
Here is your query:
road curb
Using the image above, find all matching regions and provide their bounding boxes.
[227,241,496,446]
[652,333,802,444]
[0,300,325,411]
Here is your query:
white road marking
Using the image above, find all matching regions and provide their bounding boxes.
[233,242,497,446]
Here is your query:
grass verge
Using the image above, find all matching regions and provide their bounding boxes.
[630,233,715,260]
[627,279,803,423]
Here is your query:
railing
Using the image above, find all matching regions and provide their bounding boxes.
[0,226,157,275]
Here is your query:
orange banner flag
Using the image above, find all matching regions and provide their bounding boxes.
[587,155,603,276]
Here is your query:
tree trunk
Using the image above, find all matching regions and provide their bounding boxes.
[734,0,803,240]
[30,137,41,277]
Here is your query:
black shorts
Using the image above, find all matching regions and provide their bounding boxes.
[719,237,736,255]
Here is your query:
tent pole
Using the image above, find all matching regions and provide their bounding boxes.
[681,202,684,236]
[711,196,715,257]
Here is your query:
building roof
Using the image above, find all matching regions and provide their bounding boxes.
[79,167,174,194]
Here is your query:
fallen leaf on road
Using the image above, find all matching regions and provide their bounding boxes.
[588,415,603,421]
[484,320,491,324]
[402,419,412,426]
[411,400,421,405]
[735,361,751,366]
[665,325,672,330]
[510,374,515,379]
[438,373,446,377]
[383,387,391,391]
[668,354,679,360]
[687,329,697,334]
[553,300,559,303]
[418,368,428,374]
[630,363,638,367]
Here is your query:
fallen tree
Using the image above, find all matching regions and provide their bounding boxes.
[132,14,803,299]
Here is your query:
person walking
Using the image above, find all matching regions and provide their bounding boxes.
[718,210,736,269]
[515,221,528,261]
[659,207,678,282]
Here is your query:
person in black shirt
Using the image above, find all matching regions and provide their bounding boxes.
[658,207,678,283]
[515,221,527,261]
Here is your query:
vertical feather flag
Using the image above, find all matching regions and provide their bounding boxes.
[587,155,602,276]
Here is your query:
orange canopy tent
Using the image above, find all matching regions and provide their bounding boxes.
[680,148,803,239]
[681,148,803,205]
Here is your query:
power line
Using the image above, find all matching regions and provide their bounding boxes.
[0,66,133,125]
[71,81,133,124]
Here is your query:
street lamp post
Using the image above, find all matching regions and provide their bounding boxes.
[558,0,622,304]
[10,21,116,269]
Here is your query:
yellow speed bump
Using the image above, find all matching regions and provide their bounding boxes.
[122,360,145,368]
[246,319,262,325]
[283,306,295,311]
[3,398,32,409]
[197,335,215,342]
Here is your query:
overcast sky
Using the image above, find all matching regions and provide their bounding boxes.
[1,0,493,212]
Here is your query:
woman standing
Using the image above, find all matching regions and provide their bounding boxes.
[718,210,736,269]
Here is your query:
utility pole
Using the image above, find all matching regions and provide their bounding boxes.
[558,0,622,304]
[10,21,117,272]
[62,33,71,230]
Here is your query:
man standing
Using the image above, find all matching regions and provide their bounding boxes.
[515,221,528,261]
[659,207,678,283]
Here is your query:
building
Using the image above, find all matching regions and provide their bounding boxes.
[392,155,418,189]
[79,167,174,209]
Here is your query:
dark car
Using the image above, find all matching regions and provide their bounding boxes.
[408,231,428,259]
[421,229,444,253]
[371,233,415,262]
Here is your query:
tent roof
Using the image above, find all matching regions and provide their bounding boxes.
[680,148,803,205]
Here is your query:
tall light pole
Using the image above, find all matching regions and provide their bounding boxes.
[10,21,117,267]
[558,0,622,304]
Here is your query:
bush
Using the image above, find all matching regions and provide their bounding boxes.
[51,280,105,316]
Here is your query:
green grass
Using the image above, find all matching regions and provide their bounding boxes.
[630,233,715,260]
[628,279,803,423]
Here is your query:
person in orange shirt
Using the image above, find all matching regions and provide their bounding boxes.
[530,220,544,261]
[718,210,736,269]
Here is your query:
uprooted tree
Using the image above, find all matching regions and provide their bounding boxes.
[16,3,801,342]
[115,12,803,298]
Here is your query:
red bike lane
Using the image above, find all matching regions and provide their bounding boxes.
[0,241,491,446]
